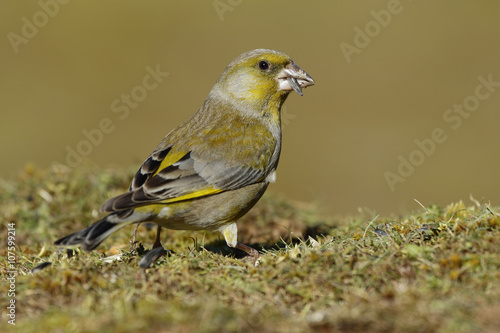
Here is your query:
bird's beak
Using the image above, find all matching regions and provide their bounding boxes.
[277,62,315,96]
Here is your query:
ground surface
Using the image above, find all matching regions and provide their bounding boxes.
[1,165,499,332]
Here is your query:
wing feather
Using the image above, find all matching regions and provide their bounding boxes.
[101,147,268,213]
[100,108,279,213]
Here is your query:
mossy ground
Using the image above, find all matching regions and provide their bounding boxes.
[1,164,499,332]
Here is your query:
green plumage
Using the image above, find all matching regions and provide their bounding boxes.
[55,49,314,260]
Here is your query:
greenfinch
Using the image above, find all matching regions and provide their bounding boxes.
[55,49,314,262]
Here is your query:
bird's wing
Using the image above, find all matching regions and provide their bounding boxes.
[100,100,280,213]
[100,141,273,213]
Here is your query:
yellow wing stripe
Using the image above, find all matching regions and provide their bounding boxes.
[159,187,224,204]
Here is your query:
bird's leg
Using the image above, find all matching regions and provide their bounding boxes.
[138,225,167,269]
[129,222,142,252]
[222,222,261,265]
[235,242,260,262]
[153,225,163,249]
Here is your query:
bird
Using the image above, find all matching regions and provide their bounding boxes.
[54,49,314,263]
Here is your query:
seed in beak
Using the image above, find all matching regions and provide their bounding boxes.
[287,77,303,96]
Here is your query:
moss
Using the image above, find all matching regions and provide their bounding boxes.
[1,164,499,332]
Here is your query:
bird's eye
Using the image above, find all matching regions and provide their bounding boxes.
[258,60,270,71]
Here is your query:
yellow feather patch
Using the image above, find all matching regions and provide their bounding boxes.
[147,148,226,203]
[153,149,190,177]
[159,187,224,204]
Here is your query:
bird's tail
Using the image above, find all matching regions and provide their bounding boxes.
[54,209,146,252]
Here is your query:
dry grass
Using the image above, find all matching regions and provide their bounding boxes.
[1,164,499,332]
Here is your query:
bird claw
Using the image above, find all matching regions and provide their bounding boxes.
[138,246,170,269]
[241,253,261,267]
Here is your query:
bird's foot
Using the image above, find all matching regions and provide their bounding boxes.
[235,242,261,267]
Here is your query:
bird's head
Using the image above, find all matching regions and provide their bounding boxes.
[211,49,314,113]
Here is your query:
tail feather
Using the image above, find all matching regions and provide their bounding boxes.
[54,211,140,252]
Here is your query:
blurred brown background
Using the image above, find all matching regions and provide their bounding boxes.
[2,1,500,216]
